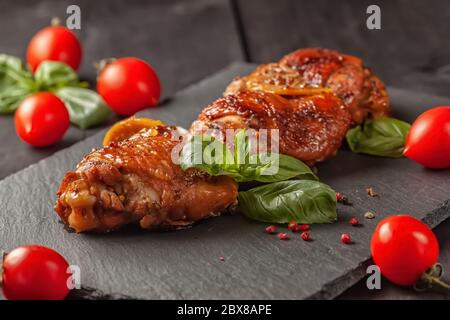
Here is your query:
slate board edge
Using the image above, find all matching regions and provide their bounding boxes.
[308,199,450,300]
[66,199,450,300]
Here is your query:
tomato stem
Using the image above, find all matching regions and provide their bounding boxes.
[51,17,61,26]
[415,263,450,292]
[94,58,116,75]
[428,276,450,291]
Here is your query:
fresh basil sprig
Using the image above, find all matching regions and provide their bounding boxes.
[180,131,318,182]
[238,180,337,224]
[0,55,110,128]
[346,117,411,158]
[55,87,111,129]
[180,130,336,225]
[180,134,234,175]
[34,61,85,90]
[0,55,35,113]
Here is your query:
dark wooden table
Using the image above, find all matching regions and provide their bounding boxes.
[0,0,449,299]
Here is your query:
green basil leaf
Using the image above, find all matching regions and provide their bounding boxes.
[55,87,111,129]
[238,180,337,224]
[226,153,317,182]
[0,54,32,80]
[346,117,411,158]
[180,130,317,183]
[34,61,81,89]
[180,135,234,176]
[0,54,34,113]
[247,153,318,182]
[232,130,317,182]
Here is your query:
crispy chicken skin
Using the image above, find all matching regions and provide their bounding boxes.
[55,127,238,233]
[191,91,351,165]
[55,48,390,233]
[225,48,390,124]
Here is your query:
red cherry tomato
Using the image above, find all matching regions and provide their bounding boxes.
[15,92,70,147]
[404,106,450,169]
[27,26,82,72]
[97,57,161,116]
[2,245,70,300]
[371,215,439,286]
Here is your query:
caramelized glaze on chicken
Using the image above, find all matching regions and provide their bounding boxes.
[225,48,390,124]
[55,48,390,233]
[191,91,351,164]
[55,127,237,233]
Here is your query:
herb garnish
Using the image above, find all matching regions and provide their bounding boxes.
[0,54,110,128]
[180,130,337,224]
[346,117,410,158]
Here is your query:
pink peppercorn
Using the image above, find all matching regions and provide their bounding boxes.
[349,217,359,226]
[265,225,276,234]
[288,221,298,231]
[300,231,311,241]
[341,233,352,244]
[278,232,289,240]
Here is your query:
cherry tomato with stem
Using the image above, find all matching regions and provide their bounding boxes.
[15,92,70,147]
[97,57,161,116]
[371,215,450,291]
[403,106,450,169]
[1,245,71,300]
[27,25,82,72]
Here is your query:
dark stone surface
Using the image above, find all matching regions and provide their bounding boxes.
[236,0,450,97]
[1,0,450,300]
[0,63,449,300]
[0,0,243,95]
[339,89,450,300]
[0,114,121,180]
[0,0,243,179]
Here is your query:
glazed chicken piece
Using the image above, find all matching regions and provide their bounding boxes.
[192,48,390,164]
[55,48,390,233]
[225,48,390,124]
[55,126,238,233]
[191,91,352,165]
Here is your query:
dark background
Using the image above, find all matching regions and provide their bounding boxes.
[0,0,449,299]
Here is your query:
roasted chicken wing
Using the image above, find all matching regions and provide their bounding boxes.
[225,48,390,124]
[55,127,238,233]
[55,48,390,233]
[191,91,351,164]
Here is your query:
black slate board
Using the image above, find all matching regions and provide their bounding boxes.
[0,63,450,300]
[0,0,244,180]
